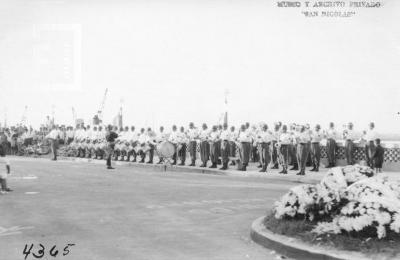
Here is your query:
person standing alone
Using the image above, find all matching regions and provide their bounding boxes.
[105,125,118,170]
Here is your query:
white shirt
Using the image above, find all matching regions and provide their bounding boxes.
[311,130,323,143]
[325,128,337,140]
[343,129,356,141]
[168,131,179,144]
[279,133,292,145]
[298,132,310,143]
[258,130,273,143]
[156,131,168,143]
[238,131,252,142]
[364,129,378,142]
[138,133,147,144]
[46,129,60,140]
[220,130,230,141]
[209,131,220,142]
[187,128,199,142]
[199,129,210,141]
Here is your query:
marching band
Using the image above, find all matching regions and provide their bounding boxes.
[10,121,380,173]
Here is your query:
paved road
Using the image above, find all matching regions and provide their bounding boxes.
[0,160,296,260]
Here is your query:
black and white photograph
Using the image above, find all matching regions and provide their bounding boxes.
[0,0,399,259]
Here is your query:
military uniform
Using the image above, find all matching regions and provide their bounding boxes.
[238,128,252,171]
[220,127,230,170]
[325,128,337,167]
[310,129,322,171]
[209,129,220,168]
[199,128,210,167]
[278,131,292,173]
[364,128,378,168]
[343,127,356,165]
[187,127,199,166]
[296,131,310,175]
[168,129,179,165]
[258,129,273,172]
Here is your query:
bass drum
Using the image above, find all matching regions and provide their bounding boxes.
[156,141,175,159]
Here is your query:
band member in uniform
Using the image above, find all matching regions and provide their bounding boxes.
[296,125,309,175]
[258,124,273,173]
[238,124,251,171]
[363,122,378,168]
[289,124,299,170]
[177,126,187,166]
[219,123,230,170]
[156,126,167,164]
[137,128,147,163]
[199,124,210,167]
[187,123,198,166]
[343,122,355,165]
[250,125,259,164]
[278,125,291,174]
[66,126,74,145]
[146,128,157,164]
[324,122,337,168]
[127,126,138,162]
[229,126,237,166]
[310,124,322,172]
[209,125,220,168]
[271,123,280,169]
[105,125,118,169]
[88,126,97,159]
[46,125,60,161]
[95,125,106,159]
[168,125,179,165]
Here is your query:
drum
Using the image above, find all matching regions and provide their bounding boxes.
[156,141,175,159]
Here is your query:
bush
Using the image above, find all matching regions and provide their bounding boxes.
[272,165,400,239]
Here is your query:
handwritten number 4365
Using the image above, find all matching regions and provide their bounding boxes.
[23,243,75,259]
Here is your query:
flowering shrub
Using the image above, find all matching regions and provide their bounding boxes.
[274,184,318,219]
[272,165,400,238]
[313,177,400,238]
[274,165,374,221]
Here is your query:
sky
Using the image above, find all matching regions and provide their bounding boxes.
[0,0,399,133]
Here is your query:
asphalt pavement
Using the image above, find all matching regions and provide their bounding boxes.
[0,159,296,260]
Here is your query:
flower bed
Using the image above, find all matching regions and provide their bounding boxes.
[268,165,400,256]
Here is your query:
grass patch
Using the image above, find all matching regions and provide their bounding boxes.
[263,212,400,258]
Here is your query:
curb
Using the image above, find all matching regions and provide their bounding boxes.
[8,156,321,185]
[250,216,369,260]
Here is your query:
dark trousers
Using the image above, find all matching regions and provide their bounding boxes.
[189,141,197,164]
[251,145,259,163]
[50,139,59,160]
[67,138,74,145]
[345,140,354,165]
[200,141,210,165]
[215,140,221,164]
[221,140,230,164]
[106,146,114,167]
[326,139,336,166]
[178,143,187,164]
[210,142,218,165]
[172,144,177,164]
[290,144,298,167]
[311,142,320,170]
[297,143,308,173]
[148,144,155,163]
[271,140,278,167]
[127,149,137,161]
[260,143,271,170]
[240,142,251,165]
[365,141,376,168]
[229,141,236,157]
[280,145,290,170]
